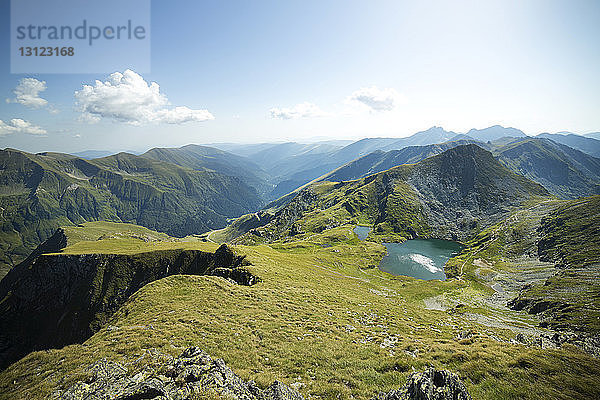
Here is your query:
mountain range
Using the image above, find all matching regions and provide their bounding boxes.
[3,125,599,278]
[66,126,600,202]
[0,148,261,277]
[142,144,272,198]
[229,144,548,244]
[1,128,600,399]
[319,137,600,200]
[537,133,600,158]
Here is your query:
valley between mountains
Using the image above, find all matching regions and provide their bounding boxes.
[0,127,599,400]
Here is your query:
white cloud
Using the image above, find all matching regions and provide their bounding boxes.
[74,69,214,125]
[7,78,48,108]
[270,102,329,119]
[0,118,47,136]
[270,87,404,120]
[346,86,403,112]
[154,106,214,124]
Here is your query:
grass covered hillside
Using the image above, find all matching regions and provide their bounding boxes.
[492,138,600,199]
[444,195,600,341]
[0,148,261,278]
[315,138,600,201]
[0,220,598,399]
[142,144,273,199]
[511,196,600,334]
[228,144,549,244]
[0,221,258,370]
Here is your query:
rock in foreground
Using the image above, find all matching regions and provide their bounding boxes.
[55,348,472,400]
[374,367,472,400]
[54,347,303,400]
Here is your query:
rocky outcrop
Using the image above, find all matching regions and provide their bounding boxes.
[0,238,258,370]
[374,367,472,400]
[235,188,320,243]
[513,331,600,358]
[55,352,472,400]
[53,347,304,400]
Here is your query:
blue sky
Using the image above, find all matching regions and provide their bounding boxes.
[0,0,599,153]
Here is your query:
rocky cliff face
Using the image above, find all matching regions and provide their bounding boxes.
[0,234,257,370]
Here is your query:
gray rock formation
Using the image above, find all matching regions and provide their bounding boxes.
[374,367,472,400]
[55,351,473,400]
[54,347,304,400]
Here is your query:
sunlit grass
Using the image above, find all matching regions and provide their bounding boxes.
[1,224,598,400]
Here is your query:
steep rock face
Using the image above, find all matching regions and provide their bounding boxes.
[374,368,472,400]
[53,347,304,400]
[0,237,256,370]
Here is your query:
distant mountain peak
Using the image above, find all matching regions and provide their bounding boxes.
[466,125,526,141]
[537,132,600,158]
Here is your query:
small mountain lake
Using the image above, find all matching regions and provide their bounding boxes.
[379,239,463,281]
[353,226,372,241]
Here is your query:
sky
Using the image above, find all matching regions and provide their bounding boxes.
[0,0,599,153]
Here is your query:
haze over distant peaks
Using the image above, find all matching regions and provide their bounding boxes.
[465,125,526,142]
[585,132,600,140]
[537,132,600,158]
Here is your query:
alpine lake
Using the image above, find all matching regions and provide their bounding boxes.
[353,226,463,281]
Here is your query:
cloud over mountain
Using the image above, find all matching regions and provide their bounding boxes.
[75,70,214,125]
[270,86,403,120]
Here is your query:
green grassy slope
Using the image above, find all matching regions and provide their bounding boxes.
[0,148,261,278]
[0,144,597,400]
[446,195,600,336]
[142,144,272,199]
[0,222,260,370]
[0,223,598,399]
[493,138,600,199]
